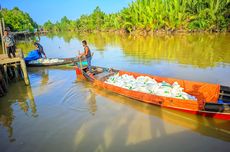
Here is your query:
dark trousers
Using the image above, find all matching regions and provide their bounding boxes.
[6,46,16,58]
[86,56,92,72]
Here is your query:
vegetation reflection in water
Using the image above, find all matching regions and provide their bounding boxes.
[1,32,230,68]
[0,82,37,142]
[46,32,230,68]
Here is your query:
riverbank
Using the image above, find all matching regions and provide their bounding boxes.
[43,0,230,35]
[47,28,230,37]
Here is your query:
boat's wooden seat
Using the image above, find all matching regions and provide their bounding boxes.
[219,86,230,103]
[94,71,115,81]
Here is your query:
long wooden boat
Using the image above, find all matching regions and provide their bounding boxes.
[27,57,78,67]
[75,65,230,120]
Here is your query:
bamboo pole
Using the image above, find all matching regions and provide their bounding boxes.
[2,18,6,54]
[0,20,5,54]
[2,18,5,31]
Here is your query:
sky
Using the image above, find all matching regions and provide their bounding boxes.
[1,0,133,25]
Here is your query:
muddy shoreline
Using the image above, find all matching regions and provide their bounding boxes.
[48,28,230,37]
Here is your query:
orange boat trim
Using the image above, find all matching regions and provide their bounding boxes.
[93,70,220,112]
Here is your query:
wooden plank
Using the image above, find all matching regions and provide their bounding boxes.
[221,85,230,92]
[94,71,112,80]
[220,96,230,103]
[0,57,21,64]
[219,92,230,97]
[204,103,230,112]
[0,52,21,58]
[0,54,8,59]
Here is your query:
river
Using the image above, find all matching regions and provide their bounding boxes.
[0,32,230,152]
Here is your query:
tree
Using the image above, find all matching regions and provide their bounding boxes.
[43,20,53,31]
[42,0,230,32]
[1,7,38,32]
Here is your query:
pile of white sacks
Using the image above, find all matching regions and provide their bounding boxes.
[105,73,197,101]
[29,58,64,64]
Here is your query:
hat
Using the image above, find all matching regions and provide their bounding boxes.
[34,42,39,46]
[5,27,11,31]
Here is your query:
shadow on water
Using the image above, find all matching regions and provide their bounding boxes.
[0,82,37,142]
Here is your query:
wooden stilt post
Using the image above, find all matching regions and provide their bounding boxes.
[0,85,4,96]
[0,48,31,97]
[20,58,30,85]
[18,49,30,85]
[13,64,19,81]
[3,64,8,85]
[0,70,5,96]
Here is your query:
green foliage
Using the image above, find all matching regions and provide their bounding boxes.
[43,20,53,31]
[44,0,230,32]
[1,7,38,32]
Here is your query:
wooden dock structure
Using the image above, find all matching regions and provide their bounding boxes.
[0,50,30,97]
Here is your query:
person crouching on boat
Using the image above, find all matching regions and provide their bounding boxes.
[79,40,92,73]
[34,42,47,59]
[24,42,47,63]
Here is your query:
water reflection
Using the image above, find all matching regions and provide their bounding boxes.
[94,88,230,141]
[24,32,230,68]
[46,32,79,43]
[1,32,229,68]
[75,76,97,115]
[0,83,36,142]
[28,68,50,95]
[77,85,230,143]
[86,89,97,115]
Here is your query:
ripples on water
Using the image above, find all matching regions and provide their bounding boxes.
[0,33,230,152]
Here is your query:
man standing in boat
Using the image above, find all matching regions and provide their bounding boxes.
[79,40,92,73]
